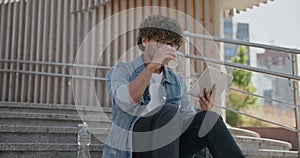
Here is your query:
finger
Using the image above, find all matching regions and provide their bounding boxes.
[160,45,176,52]
[169,50,177,57]
[169,46,176,52]
[199,100,209,111]
[199,99,208,111]
[158,47,177,59]
[212,84,217,93]
[199,94,209,106]
[204,88,211,102]
[210,100,215,108]
[161,55,176,66]
[163,45,176,54]
[150,58,166,65]
[211,84,217,99]
[167,52,177,60]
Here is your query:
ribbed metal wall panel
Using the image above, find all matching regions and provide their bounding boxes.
[24,0,39,102]
[2,0,12,101]
[0,0,207,106]
[8,0,19,101]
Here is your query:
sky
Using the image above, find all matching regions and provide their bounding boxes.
[230,0,300,101]
[232,0,300,50]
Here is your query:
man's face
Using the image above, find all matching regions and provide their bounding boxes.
[143,37,179,58]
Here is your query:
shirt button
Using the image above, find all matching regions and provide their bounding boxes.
[161,96,167,102]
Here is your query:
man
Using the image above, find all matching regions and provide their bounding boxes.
[103,15,244,158]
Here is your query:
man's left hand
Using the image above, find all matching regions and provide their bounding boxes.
[198,84,216,111]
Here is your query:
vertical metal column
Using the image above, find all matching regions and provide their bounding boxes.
[291,53,300,157]
[0,0,7,100]
[184,31,191,92]
[53,0,63,104]
[31,0,40,103]
[40,0,51,103]
[61,0,71,104]
[15,0,26,101]
[21,0,32,102]
[68,0,77,105]
[9,0,20,101]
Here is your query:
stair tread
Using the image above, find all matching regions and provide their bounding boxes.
[234,135,292,147]
[234,135,292,151]
[228,126,260,138]
[243,149,298,157]
[0,101,112,112]
[0,125,111,134]
[0,111,111,122]
[0,143,104,151]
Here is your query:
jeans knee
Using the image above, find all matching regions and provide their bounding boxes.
[196,111,224,137]
[198,111,222,120]
[162,103,179,113]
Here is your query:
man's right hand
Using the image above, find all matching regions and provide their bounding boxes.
[150,45,177,69]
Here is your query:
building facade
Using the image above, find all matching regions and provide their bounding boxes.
[256,49,294,108]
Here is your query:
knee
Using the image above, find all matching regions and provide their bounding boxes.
[161,103,179,113]
[153,104,181,129]
[197,111,222,122]
[196,111,224,137]
[154,103,179,120]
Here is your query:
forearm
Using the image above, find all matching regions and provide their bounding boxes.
[128,63,157,103]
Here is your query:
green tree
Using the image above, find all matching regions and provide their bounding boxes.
[226,46,258,126]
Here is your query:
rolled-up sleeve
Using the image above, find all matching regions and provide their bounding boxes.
[106,63,140,113]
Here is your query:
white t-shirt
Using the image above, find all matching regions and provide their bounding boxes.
[141,72,164,116]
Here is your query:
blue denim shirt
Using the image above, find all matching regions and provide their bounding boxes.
[102,55,196,158]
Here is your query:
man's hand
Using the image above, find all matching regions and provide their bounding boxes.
[150,45,177,69]
[199,84,216,111]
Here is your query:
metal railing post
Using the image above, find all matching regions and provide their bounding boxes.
[291,53,300,156]
[184,31,191,92]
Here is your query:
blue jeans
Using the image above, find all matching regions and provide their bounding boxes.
[132,104,244,158]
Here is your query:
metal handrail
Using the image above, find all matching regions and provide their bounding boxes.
[0,59,112,70]
[2,55,299,81]
[181,53,300,81]
[214,104,298,132]
[228,87,298,109]
[1,33,300,131]
[2,66,297,109]
[183,32,300,55]
[183,31,300,155]
[0,69,107,81]
[1,67,298,131]
[0,54,300,81]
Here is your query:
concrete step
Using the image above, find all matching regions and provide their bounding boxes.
[0,102,296,157]
[235,136,292,151]
[243,149,298,158]
[0,101,112,116]
[0,125,109,144]
[0,112,112,128]
[228,126,260,138]
[1,124,292,152]
[0,143,103,158]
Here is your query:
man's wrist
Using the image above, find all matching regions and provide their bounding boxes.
[146,62,159,72]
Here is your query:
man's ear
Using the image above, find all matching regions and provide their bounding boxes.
[137,36,146,51]
[142,37,149,47]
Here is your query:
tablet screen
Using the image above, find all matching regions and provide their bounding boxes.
[188,66,233,98]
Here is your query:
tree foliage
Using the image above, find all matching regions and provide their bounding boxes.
[226,46,258,126]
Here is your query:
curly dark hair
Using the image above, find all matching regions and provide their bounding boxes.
[137,15,184,51]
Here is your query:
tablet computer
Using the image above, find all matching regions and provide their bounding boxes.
[189,66,233,98]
